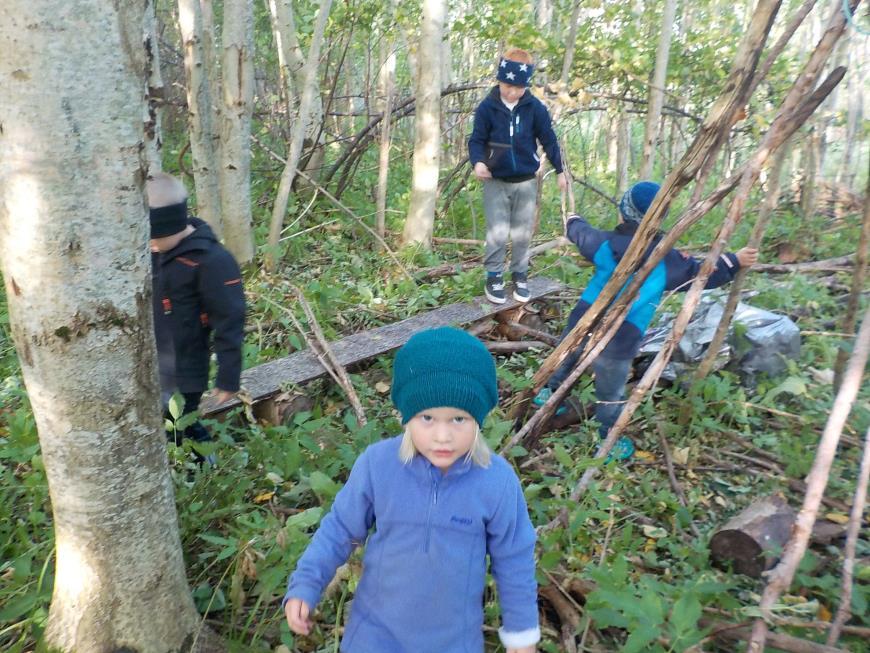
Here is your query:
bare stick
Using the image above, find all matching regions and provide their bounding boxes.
[292,286,368,427]
[505,322,560,346]
[748,304,870,651]
[826,425,870,645]
[833,159,869,390]
[657,422,702,538]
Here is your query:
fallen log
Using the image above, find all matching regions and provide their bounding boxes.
[710,494,795,577]
[754,254,854,273]
[704,619,849,653]
[484,340,550,354]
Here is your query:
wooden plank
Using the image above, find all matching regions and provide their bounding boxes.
[202,276,564,416]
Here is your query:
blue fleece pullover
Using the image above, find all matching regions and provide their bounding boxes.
[283,436,539,653]
[468,86,563,179]
[565,215,742,359]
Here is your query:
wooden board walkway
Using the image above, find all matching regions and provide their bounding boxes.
[202,276,564,417]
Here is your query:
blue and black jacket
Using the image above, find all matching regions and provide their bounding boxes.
[565,215,741,359]
[468,86,563,180]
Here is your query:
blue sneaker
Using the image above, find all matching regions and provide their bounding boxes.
[532,387,567,416]
[601,436,635,462]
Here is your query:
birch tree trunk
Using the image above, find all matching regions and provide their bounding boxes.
[266,0,326,174]
[144,0,165,174]
[266,0,334,268]
[616,104,631,195]
[178,0,222,234]
[0,1,212,650]
[267,0,306,109]
[560,1,584,85]
[376,26,396,240]
[403,0,445,247]
[219,0,255,263]
[640,0,679,179]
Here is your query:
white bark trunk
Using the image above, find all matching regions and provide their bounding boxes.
[560,1,584,85]
[403,0,445,247]
[376,29,396,240]
[640,0,678,179]
[266,0,325,190]
[178,0,222,233]
[0,1,208,651]
[144,0,165,173]
[615,104,631,196]
[219,0,255,263]
[266,0,334,268]
[267,0,306,107]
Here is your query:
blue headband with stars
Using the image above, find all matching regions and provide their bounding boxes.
[496,58,534,86]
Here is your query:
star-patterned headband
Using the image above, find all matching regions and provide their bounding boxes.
[496,58,534,86]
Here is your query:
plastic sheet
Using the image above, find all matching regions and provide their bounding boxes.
[637,291,801,382]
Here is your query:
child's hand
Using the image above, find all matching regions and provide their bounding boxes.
[474,161,492,180]
[285,598,313,635]
[735,247,759,268]
[507,647,536,653]
[557,171,568,192]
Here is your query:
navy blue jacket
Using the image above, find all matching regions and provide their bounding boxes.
[152,218,246,393]
[284,437,539,652]
[565,215,741,359]
[468,86,563,179]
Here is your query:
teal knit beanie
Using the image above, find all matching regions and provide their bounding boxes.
[391,327,499,426]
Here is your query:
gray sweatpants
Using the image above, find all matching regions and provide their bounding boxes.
[483,177,538,275]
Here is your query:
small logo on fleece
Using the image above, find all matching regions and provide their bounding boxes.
[450,516,473,526]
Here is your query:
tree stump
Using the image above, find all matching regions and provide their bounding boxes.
[710,494,795,577]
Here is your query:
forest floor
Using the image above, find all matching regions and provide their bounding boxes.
[1,188,868,652]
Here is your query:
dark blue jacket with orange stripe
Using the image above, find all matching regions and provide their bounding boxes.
[152,218,246,393]
[565,214,742,360]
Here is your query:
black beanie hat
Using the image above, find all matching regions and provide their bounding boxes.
[149,201,189,238]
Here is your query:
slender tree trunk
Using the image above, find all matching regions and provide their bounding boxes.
[616,103,631,195]
[219,0,255,263]
[178,0,222,233]
[266,0,334,268]
[403,0,445,247]
[837,36,865,189]
[833,160,870,389]
[800,125,820,219]
[266,0,326,189]
[640,0,678,178]
[144,0,165,174]
[560,1,584,85]
[376,26,396,240]
[267,0,305,117]
[537,0,552,33]
[0,1,212,650]
[749,304,870,651]
[199,0,221,132]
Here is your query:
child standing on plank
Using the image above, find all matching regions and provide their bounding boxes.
[284,327,540,653]
[469,48,567,304]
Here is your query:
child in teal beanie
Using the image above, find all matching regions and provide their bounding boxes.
[283,327,540,653]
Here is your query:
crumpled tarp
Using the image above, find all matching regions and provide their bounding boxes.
[636,291,801,382]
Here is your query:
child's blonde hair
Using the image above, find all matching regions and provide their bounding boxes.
[399,423,492,468]
[146,172,188,209]
[503,48,534,65]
